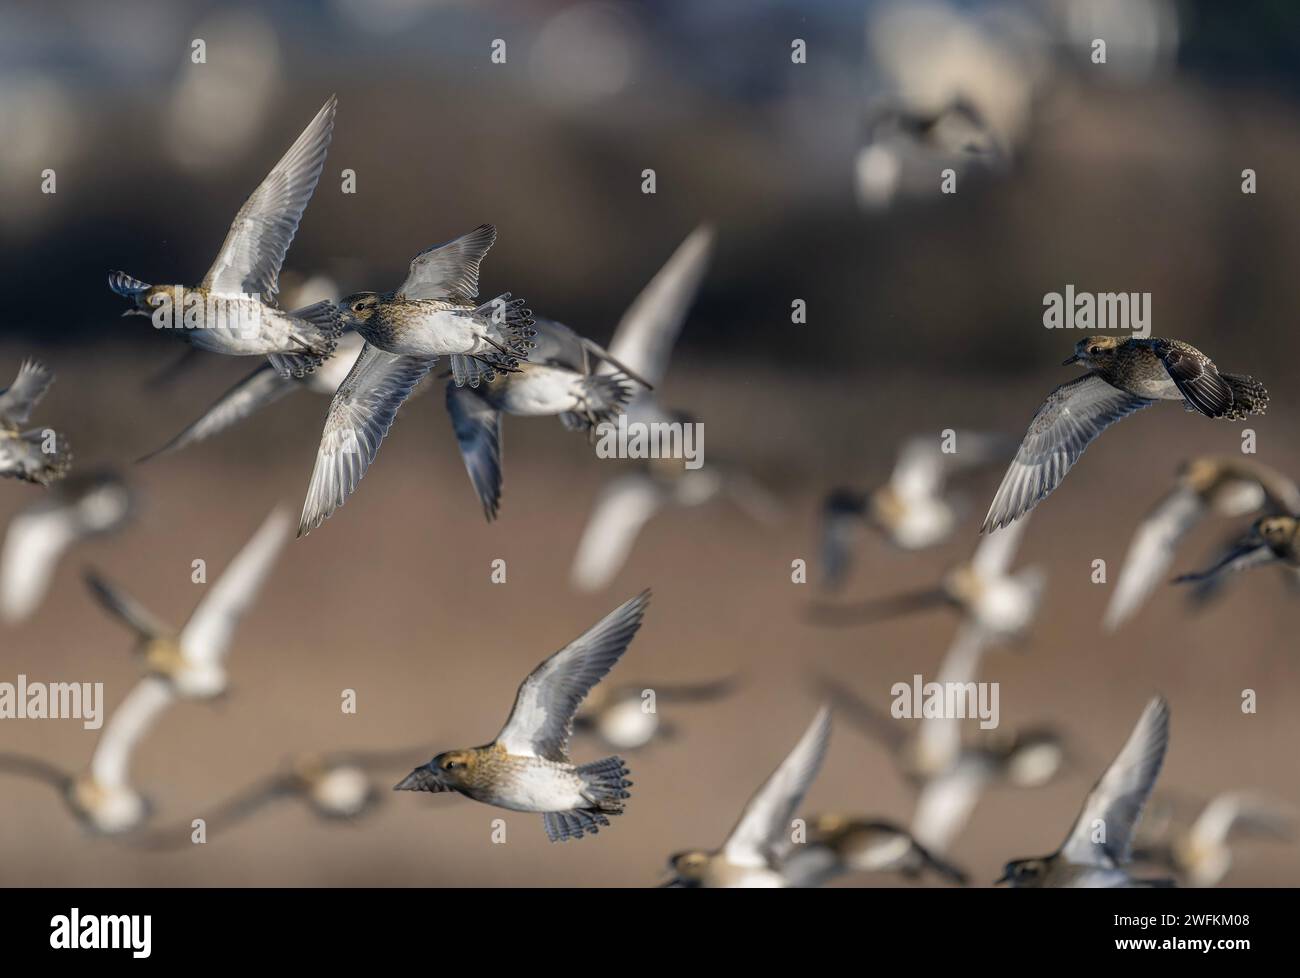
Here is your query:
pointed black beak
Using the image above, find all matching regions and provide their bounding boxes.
[994,870,1011,886]
[1062,354,1081,366]
[393,764,448,793]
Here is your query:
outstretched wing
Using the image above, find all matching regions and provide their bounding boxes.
[0,359,55,426]
[1173,537,1276,585]
[721,706,832,868]
[570,474,666,592]
[84,570,172,641]
[445,381,504,520]
[1058,696,1170,868]
[495,592,650,761]
[983,374,1153,532]
[202,95,336,299]
[90,677,177,789]
[179,507,291,666]
[139,364,298,462]
[396,224,497,301]
[1103,486,1205,630]
[605,225,714,388]
[298,344,434,536]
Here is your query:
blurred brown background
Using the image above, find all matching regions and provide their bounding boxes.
[1,0,1299,886]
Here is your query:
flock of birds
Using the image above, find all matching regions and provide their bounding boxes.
[0,91,1295,887]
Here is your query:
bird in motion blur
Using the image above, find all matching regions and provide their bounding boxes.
[444,225,707,521]
[108,96,343,379]
[0,507,290,834]
[131,747,428,849]
[1,467,134,623]
[137,275,364,463]
[1173,515,1300,589]
[138,332,367,463]
[818,630,1066,856]
[819,430,1013,590]
[570,452,781,593]
[567,227,782,591]
[809,513,1043,645]
[85,507,291,700]
[855,96,1004,210]
[1104,457,1300,630]
[573,675,738,751]
[778,813,968,887]
[0,676,171,835]
[395,592,648,842]
[0,359,72,487]
[297,225,536,535]
[983,336,1268,532]
[998,696,1175,888]
[1132,790,1295,888]
[665,705,831,887]
[445,318,641,519]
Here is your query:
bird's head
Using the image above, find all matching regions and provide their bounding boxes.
[668,849,711,883]
[338,292,381,327]
[1178,456,1221,493]
[1257,515,1297,549]
[995,857,1047,887]
[423,749,478,790]
[119,285,176,320]
[1063,335,1121,368]
[810,812,849,835]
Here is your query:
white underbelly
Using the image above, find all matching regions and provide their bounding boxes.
[498,365,582,416]
[476,763,588,813]
[385,310,483,357]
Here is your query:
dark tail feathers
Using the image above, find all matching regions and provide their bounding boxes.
[1221,373,1268,420]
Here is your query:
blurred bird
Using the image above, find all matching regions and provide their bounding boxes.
[0,359,72,487]
[1133,791,1295,887]
[565,228,782,590]
[138,331,366,463]
[593,224,713,427]
[444,225,708,520]
[778,813,968,887]
[665,706,831,887]
[984,336,1269,532]
[108,96,344,379]
[810,514,1043,643]
[0,468,134,623]
[819,430,1013,589]
[84,507,292,699]
[819,627,1066,855]
[1104,457,1300,630]
[132,747,428,848]
[298,225,537,535]
[570,454,781,593]
[855,96,1004,210]
[444,318,639,519]
[1173,515,1300,588]
[395,592,648,842]
[0,677,174,835]
[572,676,738,750]
[998,696,1174,887]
